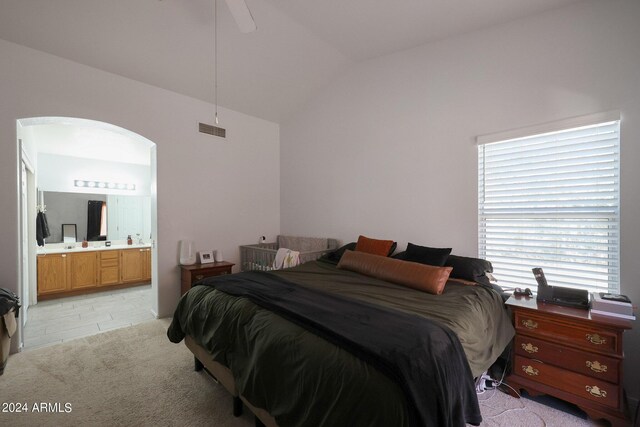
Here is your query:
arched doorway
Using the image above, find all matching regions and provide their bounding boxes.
[17,117,158,350]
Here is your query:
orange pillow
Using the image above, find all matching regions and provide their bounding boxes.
[355,235,395,257]
[338,250,453,295]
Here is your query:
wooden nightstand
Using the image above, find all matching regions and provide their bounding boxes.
[180,261,234,295]
[505,295,633,427]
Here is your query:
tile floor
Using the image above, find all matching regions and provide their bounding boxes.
[22,285,154,350]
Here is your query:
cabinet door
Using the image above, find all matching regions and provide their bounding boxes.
[99,251,120,286]
[69,252,98,290]
[120,249,144,283]
[142,249,152,281]
[37,254,69,295]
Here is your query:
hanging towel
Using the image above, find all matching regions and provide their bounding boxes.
[36,211,51,247]
[272,248,301,270]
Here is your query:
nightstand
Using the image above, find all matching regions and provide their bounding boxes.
[180,261,235,295]
[505,295,632,427]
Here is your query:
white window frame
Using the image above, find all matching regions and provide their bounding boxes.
[477,111,621,293]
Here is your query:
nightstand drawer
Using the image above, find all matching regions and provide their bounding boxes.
[190,269,230,284]
[515,312,618,354]
[515,335,620,384]
[515,355,619,408]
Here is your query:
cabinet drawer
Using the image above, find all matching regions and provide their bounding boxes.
[515,355,619,409]
[100,251,119,260]
[515,335,620,384]
[101,258,119,268]
[515,311,618,354]
[190,269,230,284]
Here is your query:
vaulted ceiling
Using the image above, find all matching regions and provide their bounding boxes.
[0,0,583,122]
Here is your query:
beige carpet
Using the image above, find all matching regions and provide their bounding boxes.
[0,319,596,426]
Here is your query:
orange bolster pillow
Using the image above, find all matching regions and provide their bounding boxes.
[337,250,453,295]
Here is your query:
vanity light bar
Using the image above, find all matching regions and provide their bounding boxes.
[74,180,136,191]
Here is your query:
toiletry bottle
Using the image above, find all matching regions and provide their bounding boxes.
[127,235,133,245]
[82,238,88,248]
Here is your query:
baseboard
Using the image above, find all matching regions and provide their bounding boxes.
[150,308,159,319]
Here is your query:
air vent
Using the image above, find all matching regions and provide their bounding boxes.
[199,122,226,138]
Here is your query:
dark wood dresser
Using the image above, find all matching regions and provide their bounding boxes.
[505,295,633,426]
[180,261,234,295]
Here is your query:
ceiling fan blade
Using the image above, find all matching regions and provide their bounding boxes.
[224,0,257,33]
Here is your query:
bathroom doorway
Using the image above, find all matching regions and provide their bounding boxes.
[17,117,159,350]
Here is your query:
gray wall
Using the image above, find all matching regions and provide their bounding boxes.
[1,36,281,354]
[42,192,106,243]
[280,0,640,401]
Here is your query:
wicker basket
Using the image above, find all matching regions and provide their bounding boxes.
[240,237,338,272]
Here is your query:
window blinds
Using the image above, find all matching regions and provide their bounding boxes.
[478,120,620,293]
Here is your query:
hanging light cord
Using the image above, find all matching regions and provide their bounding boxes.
[214,0,219,124]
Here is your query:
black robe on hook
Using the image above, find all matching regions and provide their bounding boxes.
[87,200,104,241]
[36,210,50,247]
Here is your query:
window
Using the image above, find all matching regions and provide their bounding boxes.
[478,116,620,293]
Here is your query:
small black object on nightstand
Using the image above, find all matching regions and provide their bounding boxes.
[513,287,532,297]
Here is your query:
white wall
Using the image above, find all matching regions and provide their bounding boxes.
[37,153,152,196]
[281,0,640,400]
[0,38,280,350]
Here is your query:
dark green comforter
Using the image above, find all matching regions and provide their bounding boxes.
[168,261,514,427]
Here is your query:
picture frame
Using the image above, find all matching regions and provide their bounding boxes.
[198,250,215,264]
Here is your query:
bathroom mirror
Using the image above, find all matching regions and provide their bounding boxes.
[62,224,77,243]
[42,191,150,243]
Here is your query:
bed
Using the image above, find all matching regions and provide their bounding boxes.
[168,258,514,427]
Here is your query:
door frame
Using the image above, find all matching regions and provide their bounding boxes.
[16,117,159,350]
[19,140,36,332]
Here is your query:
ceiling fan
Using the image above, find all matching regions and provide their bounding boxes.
[224,0,257,33]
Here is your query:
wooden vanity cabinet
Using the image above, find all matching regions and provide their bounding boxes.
[38,247,152,300]
[36,253,70,296]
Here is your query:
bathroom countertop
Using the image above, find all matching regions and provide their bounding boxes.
[37,243,152,255]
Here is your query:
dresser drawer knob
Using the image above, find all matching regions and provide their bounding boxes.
[195,275,204,281]
[522,365,539,376]
[521,319,538,330]
[521,343,539,354]
[585,385,607,398]
[586,333,606,345]
[586,360,607,373]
